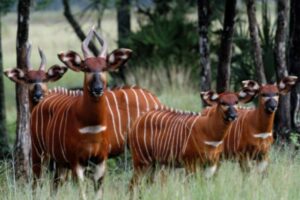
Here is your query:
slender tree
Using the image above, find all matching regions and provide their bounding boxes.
[216,0,237,93]
[15,0,31,179]
[198,0,211,99]
[114,0,131,84]
[289,0,300,134]
[274,0,290,141]
[246,0,266,84]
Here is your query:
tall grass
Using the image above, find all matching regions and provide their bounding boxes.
[1,147,300,200]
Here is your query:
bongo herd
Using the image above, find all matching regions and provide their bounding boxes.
[4,26,298,199]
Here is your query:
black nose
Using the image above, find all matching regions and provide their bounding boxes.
[93,86,103,95]
[90,73,104,97]
[226,106,237,122]
[33,84,43,102]
[265,98,278,113]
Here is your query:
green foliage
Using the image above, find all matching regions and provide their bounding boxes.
[0,0,16,15]
[259,0,276,82]
[126,0,198,73]
[34,0,53,11]
[290,132,300,147]
[231,18,256,91]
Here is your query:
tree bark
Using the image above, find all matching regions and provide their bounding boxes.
[62,0,99,56]
[216,0,237,93]
[198,0,211,99]
[0,14,10,160]
[246,0,267,84]
[289,0,300,134]
[114,0,131,84]
[274,0,290,142]
[15,0,31,180]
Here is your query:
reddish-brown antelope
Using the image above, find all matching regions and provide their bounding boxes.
[201,76,298,173]
[30,28,132,199]
[128,89,256,189]
[103,85,161,158]
[4,44,67,110]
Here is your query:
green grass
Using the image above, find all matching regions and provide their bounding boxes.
[0,148,300,200]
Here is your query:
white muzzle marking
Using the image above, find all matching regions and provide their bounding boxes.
[204,140,223,148]
[253,132,272,139]
[79,125,107,134]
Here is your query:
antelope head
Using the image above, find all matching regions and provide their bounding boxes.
[4,44,68,103]
[201,88,257,122]
[58,27,132,98]
[241,76,298,114]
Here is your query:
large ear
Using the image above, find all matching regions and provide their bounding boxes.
[238,80,260,103]
[4,68,27,84]
[105,48,132,71]
[278,76,298,94]
[200,91,219,106]
[57,51,84,72]
[45,65,68,82]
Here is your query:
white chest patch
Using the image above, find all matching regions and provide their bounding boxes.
[253,132,272,139]
[204,140,223,148]
[79,125,107,134]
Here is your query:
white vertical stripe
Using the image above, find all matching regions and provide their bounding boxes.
[143,111,155,161]
[182,115,201,154]
[153,111,168,159]
[105,96,120,147]
[108,91,124,141]
[139,89,150,112]
[51,95,69,160]
[160,113,177,160]
[134,114,149,164]
[120,89,130,133]
[130,89,140,118]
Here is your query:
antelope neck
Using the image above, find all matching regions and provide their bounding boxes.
[255,104,275,133]
[76,82,107,126]
[203,106,230,141]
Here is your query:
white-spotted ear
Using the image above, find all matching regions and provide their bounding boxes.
[46,65,68,82]
[57,51,84,72]
[105,48,132,72]
[200,91,219,106]
[278,76,298,94]
[242,80,260,91]
[278,81,285,90]
[4,68,27,84]
[237,88,258,104]
[239,80,260,103]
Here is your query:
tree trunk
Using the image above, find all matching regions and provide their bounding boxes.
[246,0,267,84]
[113,0,131,85]
[0,14,10,160]
[289,0,300,134]
[198,0,211,100]
[274,0,290,142]
[216,0,237,93]
[15,0,31,180]
[62,0,99,56]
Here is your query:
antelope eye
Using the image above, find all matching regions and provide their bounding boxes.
[221,102,227,106]
[261,93,267,97]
